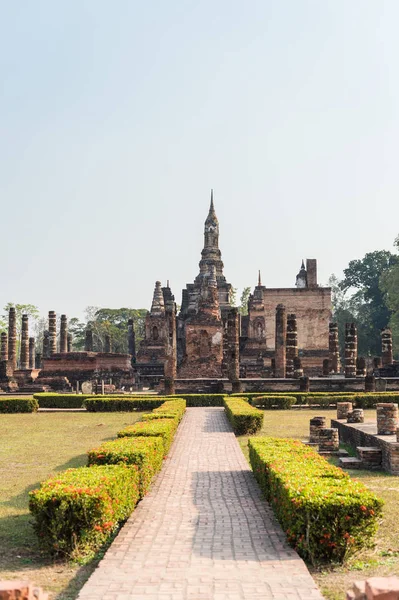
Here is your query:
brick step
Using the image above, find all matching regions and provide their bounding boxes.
[339,457,363,469]
[356,446,382,468]
[337,449,349,457]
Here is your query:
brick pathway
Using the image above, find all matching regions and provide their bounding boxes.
[79,408,323,600]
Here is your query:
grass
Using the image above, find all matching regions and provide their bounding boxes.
[0,411,144,599]
[238,409,399,600]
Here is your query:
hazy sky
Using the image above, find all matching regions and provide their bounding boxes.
[1,0,399,322]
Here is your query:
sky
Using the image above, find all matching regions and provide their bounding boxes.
[1,0,399,323]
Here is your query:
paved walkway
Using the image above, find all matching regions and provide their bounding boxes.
[78,408,323,600]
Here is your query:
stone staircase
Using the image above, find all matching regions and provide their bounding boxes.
[339,446,382,470]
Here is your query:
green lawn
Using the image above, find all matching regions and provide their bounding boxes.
[238,409,399,600]
[0,412,144,599]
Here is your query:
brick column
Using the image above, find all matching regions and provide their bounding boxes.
[382,328,393,366]
[67,333,72,352]
[344,322,357,378]
[128,318,136,362]
[60,314,68,353]
[1,332,8,361]
[29,337,35,369]
[48,311,57,355]
[104,334,112,353]
[226,308,241,392]
[275,304,286,378]
[286,313,298,378]
[356,356,366,377]
[85,329,93,351]
[8,307,17,371]
[328,322,340,373]
[43,330,50,359]
[164,300,177,395]
[20,314,29,370]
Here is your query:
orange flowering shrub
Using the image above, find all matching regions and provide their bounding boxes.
[29,465,139,559]
[249,437,383,564]
[224,397,263,435]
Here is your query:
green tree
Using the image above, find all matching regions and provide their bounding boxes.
[239,287,252,316]
[336,250,398,356]
[380,236,399,357]
[81,307,147,353]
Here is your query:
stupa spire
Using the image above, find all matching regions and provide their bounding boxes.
[150,281,165,315]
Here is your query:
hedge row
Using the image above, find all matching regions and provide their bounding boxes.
[84,397,165,412]
[223,397,263,435]
[249,395,296,410]
[0,398,39,413]
[29,398,186,559]
[249,437,383,564]
[88,437,164,497]
[29,464,139,559]
[33,393,92,408]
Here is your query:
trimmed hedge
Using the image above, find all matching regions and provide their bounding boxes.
[249,437,383,564]
[0,398,38,413]
[176,394,225,406]
[87,437,163,497]
[224,397,263,435]
[354,393,399,408]
[249,395,296,410]
[29,464,139,559]
[84,397,165,412]
[117,418,178,455]
[153,399,186,421]
[34,393,90,409]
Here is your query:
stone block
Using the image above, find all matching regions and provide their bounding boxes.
[365,576,399,600]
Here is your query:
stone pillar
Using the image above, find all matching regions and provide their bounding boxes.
[347,408,364,423]
[328,322,340,374]
[309,416,326,443]
[60,315,68,353]
[67,334,72,352]
[85,328,93,352]
[299,375,310,391]
[42,331,50,359]
[104,334,112,353]
[337,402,353,419]
[48,311,57,355]
[356,356,366,377]
[164,301,177,395]
[128,318,136,362]
[293,356,303,378]
[322,359,329,376]
[226,308,241,391]
[286,313,298,378]
[1,332,8,362]
[382,328,393,366]
[365,374,376,392]
[20,314,29,370]
[344,323,357,378]
[8,307,17,371]
[29,337,35,369]
[373,357,382,370]
[318,428,339,452]
[275,304,286,378]
[377,403,398,435]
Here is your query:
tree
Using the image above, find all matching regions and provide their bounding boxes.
[239,287,252,316]
[79,307,148,353]
[335,250,398,356]
[380,236,399,357]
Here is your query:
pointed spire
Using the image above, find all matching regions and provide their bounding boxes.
[258,270,262,287]
[301,259,305,270]
[205,189,218,225]
[150,281,165,315]
[210,188,214,211]
[167,279,170,288]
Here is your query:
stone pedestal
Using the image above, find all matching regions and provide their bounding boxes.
[337,402,353,420]
[318,428,339,452]
[377,403,398,435]
[347,409,364,423]
[309,416,326,443]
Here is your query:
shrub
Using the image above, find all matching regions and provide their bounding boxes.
[153,399,186,421]
[29,464,139,559]
[141,413,179,422]
[224,397,263,435]
[250,395,296,410]
[117,418,178,455]
[354,393,399,409]
[0,398,38,413]
[84,397,164,412]
[173,394,225,406]
[249,437,383,564]
[33,393,90,409]
[87,437,163,497]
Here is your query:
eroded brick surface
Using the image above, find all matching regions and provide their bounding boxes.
[78,408,323,600]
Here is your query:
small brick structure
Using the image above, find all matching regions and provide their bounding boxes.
[347,409,364,423]
[337,402,353,419]
[376,403,399,435]
[0,581,48,600]
[347,576,399,600]
[318,428,339,452]
[309,416,326,443]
